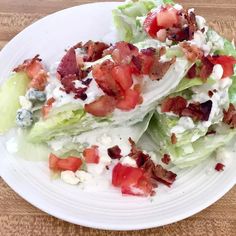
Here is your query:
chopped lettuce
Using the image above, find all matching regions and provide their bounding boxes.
[215,38,236,57]
[148,112,236,168]
[174,77,204,93]
[112,0,158,42]
[0,72,30,134]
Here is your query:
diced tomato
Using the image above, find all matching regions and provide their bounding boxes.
[208,55,236,78]
[144,11,160,38]
[157,6,178,29]
[112,163,153,197]
[116,89,141,111]
[111,65,133,91]
[49,153,82,172]
[84,95,116,117]
[41,97,55,118]
[92,60,122,96]
[83,145,100,164]
[156,29,167,42]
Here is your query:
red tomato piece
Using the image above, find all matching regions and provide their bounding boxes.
[84,95,116,117]
[116,89,141,111]
[112,163,153,197]
[83,145,100,164]
[138,52,155,75]
[156,6,178,29]
[111,65,133,91]
[208,55,236,78]
[49,153,82,172]
[143,11,160,38]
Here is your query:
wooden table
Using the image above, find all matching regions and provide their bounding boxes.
[0,0,236,235]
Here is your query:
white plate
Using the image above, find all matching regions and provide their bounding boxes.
[0,2,236,231]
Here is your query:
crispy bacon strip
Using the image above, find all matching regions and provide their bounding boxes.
[180,42,203,62]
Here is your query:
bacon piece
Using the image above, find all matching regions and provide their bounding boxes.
[57,48,78,78]
[199,57,214,80]
[75,40,110,62]
[107,145,122,159]
[13,55,43,77]
[182,100,212,121]
[166,27,190,42]
[29,70,48,91]
[41,97,55,118]
[180,42,203,62]
[223,103,236,128]
[187,64,197,79]
[215,163,225,172]
[161,96,187,115]
[103,41,139,65]
[92,60,122,97]
[128,138,177,187]
[60,74,88,100]
[171,133,177,144]
[208,90,214,98]
[84,95,116,117]
[185,11,198,40]
[161,154,171,165]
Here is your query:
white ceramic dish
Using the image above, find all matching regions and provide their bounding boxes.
[0,2,235,230]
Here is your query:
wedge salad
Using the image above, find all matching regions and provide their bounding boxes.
[1,0,236,197]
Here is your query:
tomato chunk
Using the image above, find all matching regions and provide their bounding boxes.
[49,153,82,172]
[116,89,141,111]
[83,145,100,164]
[208,55,236,78]
[112,163,153,197]
[143,11,160,38]
[111,65,133,91]
[157,6,178,28]
[85,95,116,117]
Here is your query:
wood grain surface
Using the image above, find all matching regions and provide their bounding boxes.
[0,0,236,235]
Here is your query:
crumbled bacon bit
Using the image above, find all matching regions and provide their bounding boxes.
[171,133,177,144]
[187,64,197,79]
[128,138,177,187]
[180,42,203,62]
[185,11,198,40]
[29,70,48,91]
[76,40,110,62]
[199,57,214,80]
[60,74,88,100]
[208,90,214,98]
[41,97,55,118]
[57,48,78,78]
[161,96,187,115]
[13,55,42,74]
[223,103,236,128]
[215,163,225,172]
[161,154,171,165]
[107,145,122,159]
[182,100,212,121]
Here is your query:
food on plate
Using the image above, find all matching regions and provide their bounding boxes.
[1,0,236,197]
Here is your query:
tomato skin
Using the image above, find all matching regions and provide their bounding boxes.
[144,11,160,38]
[111,65,133,91]
[116,89,141,111]
[84,95,116,117]
[208,55,236,78]
[83,146,100,164]
[49,154,82,172]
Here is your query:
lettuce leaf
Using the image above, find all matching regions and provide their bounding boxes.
[112,0,158,42]
[148,112,236,168]
[0,72,30,134]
